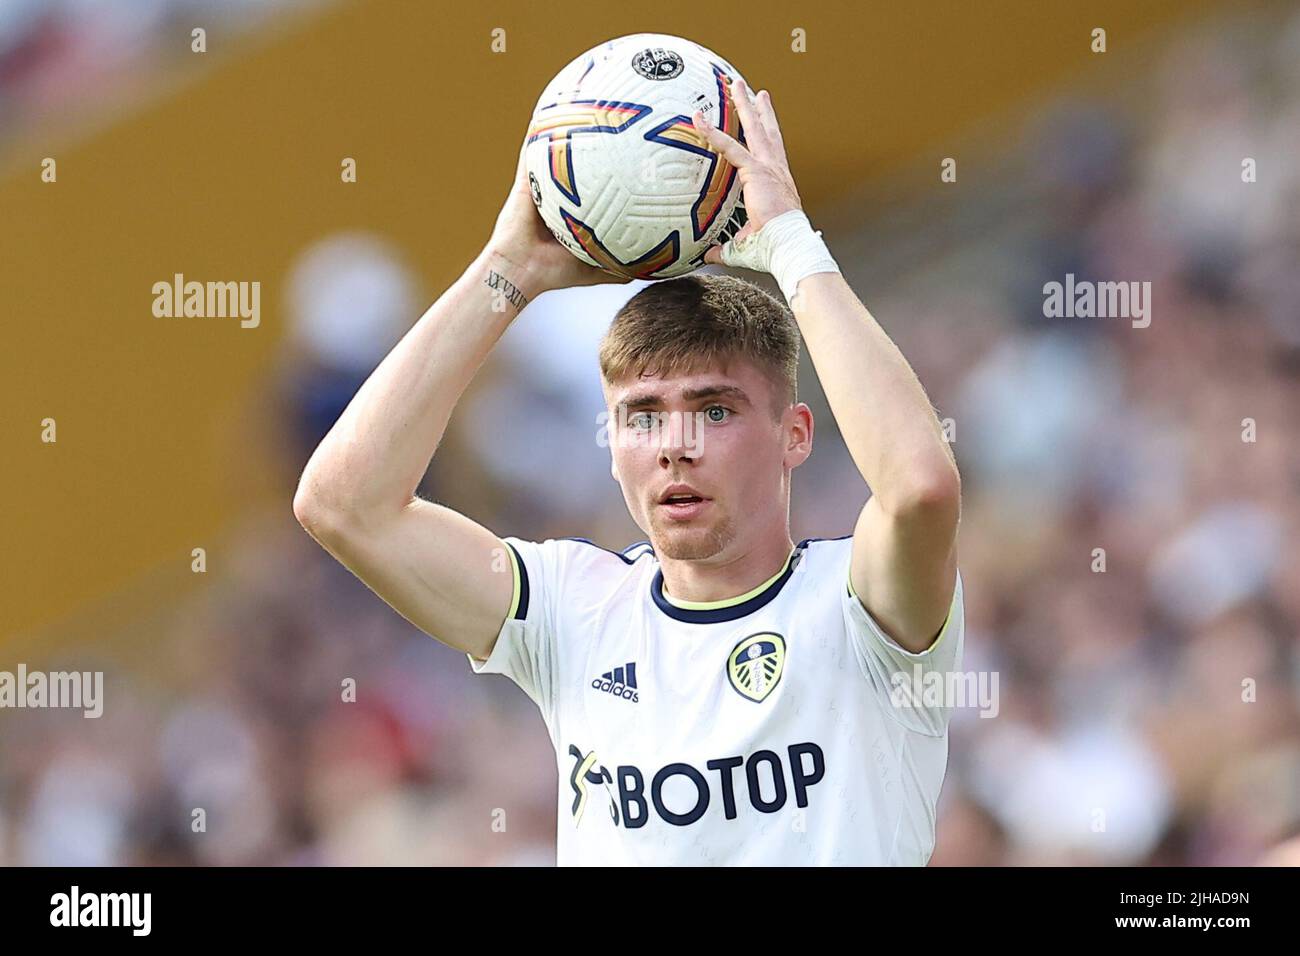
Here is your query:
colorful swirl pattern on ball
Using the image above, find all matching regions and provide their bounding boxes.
[526,101,653,207]
[526,63,746,278]
[642,64,747,242]
[560,208,680,278]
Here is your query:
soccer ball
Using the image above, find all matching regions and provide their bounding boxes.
[524,33,751,280]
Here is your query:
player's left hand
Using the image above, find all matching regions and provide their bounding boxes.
[692,78,804,267]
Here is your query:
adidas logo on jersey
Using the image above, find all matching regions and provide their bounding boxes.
[592,662,639,702]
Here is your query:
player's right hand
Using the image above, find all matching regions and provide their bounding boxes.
[487,135,634,296]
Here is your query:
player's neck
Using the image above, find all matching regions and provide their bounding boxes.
[657,532,796,606]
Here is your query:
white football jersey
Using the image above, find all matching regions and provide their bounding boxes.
[468,534,964,865]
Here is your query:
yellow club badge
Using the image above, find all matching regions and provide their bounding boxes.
[727,633,786,703]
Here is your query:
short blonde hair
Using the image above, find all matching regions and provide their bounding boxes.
[599,273,799,416]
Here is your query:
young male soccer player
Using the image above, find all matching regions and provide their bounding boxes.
[294,78,964,865]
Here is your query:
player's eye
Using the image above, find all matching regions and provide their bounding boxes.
[629,411,658,429]
[704,405,730,423]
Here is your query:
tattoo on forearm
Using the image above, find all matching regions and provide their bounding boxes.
[485,269,530,313]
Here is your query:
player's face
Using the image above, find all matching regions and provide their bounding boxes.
[604,358,812,561]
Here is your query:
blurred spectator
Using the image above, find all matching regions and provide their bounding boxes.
[281,231,417,455]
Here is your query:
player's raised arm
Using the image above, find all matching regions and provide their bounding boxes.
[292,137,629,660]
[793,266,960,654]
[692,79,960,654]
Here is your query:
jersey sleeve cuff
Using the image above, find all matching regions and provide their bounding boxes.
[467,540,532,673]
[467,616,521,674]
[845,569,962,660]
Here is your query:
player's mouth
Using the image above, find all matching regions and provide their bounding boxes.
[658,484,711,521]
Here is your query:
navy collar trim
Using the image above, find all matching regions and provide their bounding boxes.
[651,543,807,624]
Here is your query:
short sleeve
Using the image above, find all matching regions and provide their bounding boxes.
[466,537,559,725]
[841,556,965,737]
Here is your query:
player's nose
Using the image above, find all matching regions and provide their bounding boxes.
[655,410,702,463]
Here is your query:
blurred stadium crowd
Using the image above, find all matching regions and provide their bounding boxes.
[0,0,325,155]
[2,9,1298,865]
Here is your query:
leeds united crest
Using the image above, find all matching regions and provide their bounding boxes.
[727,633,786,703]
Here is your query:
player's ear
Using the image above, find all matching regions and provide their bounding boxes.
[783,402,814,469]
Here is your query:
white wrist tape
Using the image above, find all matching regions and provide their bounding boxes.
[717,209,840,305]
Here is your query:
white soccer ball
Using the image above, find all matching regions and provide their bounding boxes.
[524,33,751,280]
